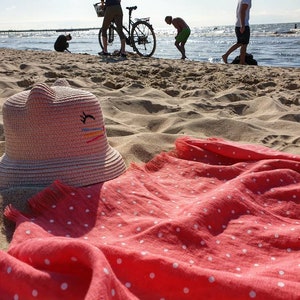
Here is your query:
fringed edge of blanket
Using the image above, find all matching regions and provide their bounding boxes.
[3,180,74,223]
[27,180,76,214]
[4,205,26,222]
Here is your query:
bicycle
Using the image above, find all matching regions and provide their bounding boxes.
[93,3,156,57]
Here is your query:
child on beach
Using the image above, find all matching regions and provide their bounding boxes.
[54,34,72,53]
[165,16,191,60]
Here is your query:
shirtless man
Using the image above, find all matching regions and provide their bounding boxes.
[165,16,191,60]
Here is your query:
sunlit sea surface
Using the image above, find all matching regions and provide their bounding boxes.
[0,22,299,67]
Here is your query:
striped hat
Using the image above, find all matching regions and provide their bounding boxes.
[0,79,126,189]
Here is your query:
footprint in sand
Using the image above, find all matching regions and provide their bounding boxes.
[17,79,34,88]
[261,135,290,148]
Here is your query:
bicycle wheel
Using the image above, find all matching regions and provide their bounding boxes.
[98,25,122,55]
[131,21,156,57]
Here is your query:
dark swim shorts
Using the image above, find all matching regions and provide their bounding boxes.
[235,26,250,44]
[176,28,191,43]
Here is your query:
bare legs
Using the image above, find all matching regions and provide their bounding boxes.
[101,8,126,56]
[102,36,126,55]
[175,41,187,60]
[113,15,126,55]
[222,43,240,63]
[222,43,248,64]
[102,36,108,53]
[239,44,247,64]
[119,38,126,55]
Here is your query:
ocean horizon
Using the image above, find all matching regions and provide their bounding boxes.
[0,22,299,67]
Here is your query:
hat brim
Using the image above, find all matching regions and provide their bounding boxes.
[0,146,126,189]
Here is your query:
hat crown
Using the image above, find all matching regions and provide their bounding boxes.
[27,83,56,109]
[4,81,106,160]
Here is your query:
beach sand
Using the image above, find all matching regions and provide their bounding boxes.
[0,48,299,250]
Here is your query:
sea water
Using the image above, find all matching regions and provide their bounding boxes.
[0,23,299,67]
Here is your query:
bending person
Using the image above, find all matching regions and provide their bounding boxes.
[54,34,72,53]
[165,16,191,60]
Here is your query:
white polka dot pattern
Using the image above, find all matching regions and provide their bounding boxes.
[2,137,300,299]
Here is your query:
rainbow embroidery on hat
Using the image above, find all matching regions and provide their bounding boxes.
[80,111,105,143]
[82,127,105,143]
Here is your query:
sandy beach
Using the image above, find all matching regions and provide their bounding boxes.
[0,48,299,251]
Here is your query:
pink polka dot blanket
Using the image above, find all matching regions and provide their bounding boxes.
[1,136,300,300]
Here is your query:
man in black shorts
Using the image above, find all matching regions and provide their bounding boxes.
[222,0,252,65]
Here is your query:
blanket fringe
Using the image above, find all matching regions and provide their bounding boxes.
[28,180,75,214]
[4,204,24,222]
[144,152,171,172]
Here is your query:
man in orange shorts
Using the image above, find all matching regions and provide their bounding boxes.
[165,16,191,60]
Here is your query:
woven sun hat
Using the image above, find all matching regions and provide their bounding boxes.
[0,79,126,189]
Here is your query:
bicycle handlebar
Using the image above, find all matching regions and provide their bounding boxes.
[126,6,137,11]
[94,3,137,10]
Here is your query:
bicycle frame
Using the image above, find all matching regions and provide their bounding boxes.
[123,6,152,47]
[126,6,136,35]
[97,4,156,57]
[107,6,135,46]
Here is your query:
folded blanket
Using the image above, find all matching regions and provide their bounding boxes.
[1,137,300,300]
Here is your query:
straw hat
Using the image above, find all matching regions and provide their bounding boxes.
[0,79,126,189]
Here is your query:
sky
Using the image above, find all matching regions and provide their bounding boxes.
[0,0,299,30]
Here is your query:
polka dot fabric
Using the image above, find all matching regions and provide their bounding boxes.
[1,136,300,299]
